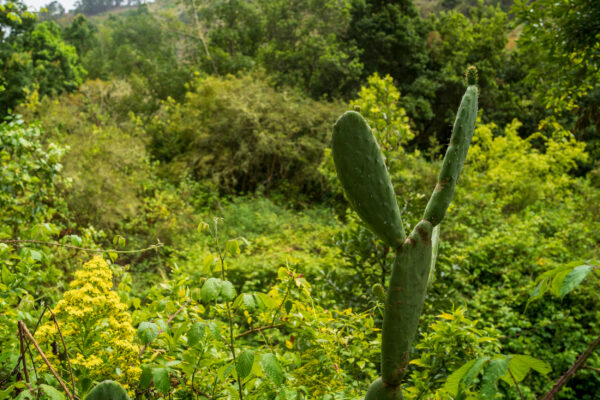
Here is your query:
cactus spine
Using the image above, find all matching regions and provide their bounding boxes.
[332,68,478,399]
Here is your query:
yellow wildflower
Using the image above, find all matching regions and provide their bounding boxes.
[36,256,140,393]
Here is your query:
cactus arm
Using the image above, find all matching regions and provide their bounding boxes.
[381,220,433,387]
[332,111,406,247]
[423,84,478,227]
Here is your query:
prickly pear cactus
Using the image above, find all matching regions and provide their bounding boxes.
[332,67,478,399]
[85,380,130,400]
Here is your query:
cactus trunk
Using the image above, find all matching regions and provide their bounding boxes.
[381,220,432,385]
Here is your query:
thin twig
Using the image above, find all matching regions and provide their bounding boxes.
[18,324,30,384]
[235,324,284,339]
[18,321,74,400]
[213,221,244,400]
[270,274,292,327]
[138,299,192,357]
[540,331,600,400]
[508,367,525,400]
[191,346,206,398]
[0,239,162,254]
[2,307,47,387]
[25,343,38,384]
[47,307,76,396]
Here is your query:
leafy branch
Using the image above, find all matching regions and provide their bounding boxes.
[0,238,163,255]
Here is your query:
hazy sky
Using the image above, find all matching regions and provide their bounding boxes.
[23,0,77,11]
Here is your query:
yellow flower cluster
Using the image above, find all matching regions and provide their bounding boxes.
[37,256,141,392]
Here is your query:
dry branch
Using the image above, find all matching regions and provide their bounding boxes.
[18,321,75,400]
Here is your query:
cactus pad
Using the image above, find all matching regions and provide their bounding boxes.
[332,111,405,247]
[423,84,478,226]
[365,378,404,400]
[85,380,130,400]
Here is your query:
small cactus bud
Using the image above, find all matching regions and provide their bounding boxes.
[465,65,478,85]
[372,283,386,302]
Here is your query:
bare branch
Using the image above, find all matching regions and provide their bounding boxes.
[508,367,525,400]
[18,321,74,400]
[540,332,600,400]
[47,307,76,396]
[235,324,284,340]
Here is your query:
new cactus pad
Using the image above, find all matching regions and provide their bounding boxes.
[332,68,478,399]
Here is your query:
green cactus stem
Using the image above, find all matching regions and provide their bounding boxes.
[332,67,479,400]
[380,220,433,386]
[423,82,478,227]
[365,378,404,400]
[85,380,130,400]
[332,111,406,248]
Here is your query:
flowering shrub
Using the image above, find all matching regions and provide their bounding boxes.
[37,256,141,395]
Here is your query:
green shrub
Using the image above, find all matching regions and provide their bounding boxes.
[147,73,345,198]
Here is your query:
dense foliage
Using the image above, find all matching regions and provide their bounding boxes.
[1,0,599,399]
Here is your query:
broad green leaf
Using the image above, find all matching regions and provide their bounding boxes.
[208,321,221,340]
[156,318,168,333]
[233,294,244,308]
[1,266,14,285]
[188,322,205,347]
[221,280,236,301]
[201,278,221,302]
[502,354,552,386]
[560,265,593,298]
[69,235,82,246]
[255,293,275,309]
[140,366,152,389]
[260,353,284,386]
[243,293,256,310]
[39,384,65,400]
[237,350,254,379]
[457,356,490,399]
[197,222,210,233]
[445,359,476,396]
[285,299,293,314]
[550,268,573,297]
[480,357,510,399]
[27,249,42,261]
[445,357,490,397]
[512,355,551,375]
[226,239,240,257]
[137,322,158,345]
[152,368,170,394]
[218,362,235,381]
